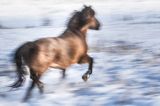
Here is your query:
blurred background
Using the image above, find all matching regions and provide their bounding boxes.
[0,0,160,106]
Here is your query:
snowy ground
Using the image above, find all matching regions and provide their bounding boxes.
[0,0,160,106]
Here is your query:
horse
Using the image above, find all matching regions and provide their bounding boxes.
[11,5,100,101]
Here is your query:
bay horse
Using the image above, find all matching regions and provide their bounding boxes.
[11,5,100,101]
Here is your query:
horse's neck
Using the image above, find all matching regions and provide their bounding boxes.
[80,25,88,35]
[62,29,87,40]
[75,30,87,39]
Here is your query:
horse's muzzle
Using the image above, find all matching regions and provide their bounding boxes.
[95,24,101,30]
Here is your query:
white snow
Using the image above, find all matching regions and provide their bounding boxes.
[0,0,160,106]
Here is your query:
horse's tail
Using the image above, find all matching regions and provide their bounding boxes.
[11,41,36,88]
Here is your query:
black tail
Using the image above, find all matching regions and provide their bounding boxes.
[11,42,36,88]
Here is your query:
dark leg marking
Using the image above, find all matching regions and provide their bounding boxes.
[22,70,44,102]
[62,69,66,79]
[22,81,35,102]
[79,55,94,81]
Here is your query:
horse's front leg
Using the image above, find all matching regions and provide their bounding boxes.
[78,55,93,81]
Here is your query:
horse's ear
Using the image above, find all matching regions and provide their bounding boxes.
[83,4,87,8]
[83,5,92,8]
[73,10,78,13]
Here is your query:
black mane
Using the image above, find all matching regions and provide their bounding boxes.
[67,11,84,31]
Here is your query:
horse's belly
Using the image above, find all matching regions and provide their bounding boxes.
[50,63,62,68]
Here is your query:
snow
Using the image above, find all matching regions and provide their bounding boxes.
[0,0,160,106]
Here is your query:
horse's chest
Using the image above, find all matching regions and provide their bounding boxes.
[77,39,87,53]
[70,41,87,63]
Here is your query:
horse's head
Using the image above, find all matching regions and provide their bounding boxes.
[81,5,100,30]
[67,5,100,31]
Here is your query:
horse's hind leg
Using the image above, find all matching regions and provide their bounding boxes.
[36,76,44,93]
[30,70,44,93]
[61,69,66,79]
[78,55,93,81]
[22,80,35,102]
[53,67,66,79]
[23,69,44,102]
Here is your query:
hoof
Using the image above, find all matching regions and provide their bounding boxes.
[82,74,90,82]
[22,95,30,102]
[22,98,27,103]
